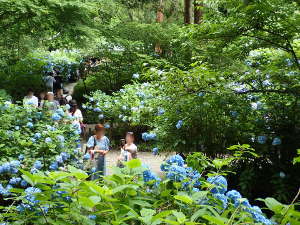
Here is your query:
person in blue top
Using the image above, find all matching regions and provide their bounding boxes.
[87,124,110,178]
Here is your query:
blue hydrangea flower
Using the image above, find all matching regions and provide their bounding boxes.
[257,136,267,144]
[176,120,183,129]
[18,154,25,161]
[197,92,205,97]
[122,105,127,111]
[132,73,140,79]
[91,167,96,173]
[226,190,242,204]
[16,203,32,212]
[82,104,87,109]
[152,147,159,155]
[51,113,62,121]
[141,132,157,141]
[157,108,165,116]
[49,161,59,170]
[45,137,52,143]
[46,125,56,131]
[98,114,104,119]
[31,138,36,143]
[20,180,28,187]
[207,175,228,194]
[262,80,272,86]
[213,193,228,209]
[0,184,10,196]
[34,133,42,139]
[166,155,185,167]
[193,188,200,192]
[186,168,201,186]
[34,161,42,170]
[166,165,187,182]
[15,126,20,130]
[10,160,20,168]
[251,102,263,110]
[9,177,21,185]
[26,122,34,128]
[56,155,64,164]
[104,123,110,129]
[83,153,90,160]
[272,137,281,146]
[94,107,101,112]
[230,111,238,117]
[30,168,39,174]
[60,152,70,161]
[160,162,171,172]
[57,135,65,143]
[143,166,161,185]
[88,215,97,220]
[89,97,94,102]
[56,108,65,116]
[25,187,41,204]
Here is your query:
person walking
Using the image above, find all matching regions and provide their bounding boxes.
[68,100,83,134]
[87,124,110,178]
[44,73,56,92]
[23,88,39,108]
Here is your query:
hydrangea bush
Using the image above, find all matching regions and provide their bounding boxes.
[0,156,298,225]
[0,100,83,199]
[84,47,300,202]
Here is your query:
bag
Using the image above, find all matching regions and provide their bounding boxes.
[84,136,97,171]
[85,136,97,154]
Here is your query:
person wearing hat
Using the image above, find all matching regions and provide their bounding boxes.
[68,100,83,134]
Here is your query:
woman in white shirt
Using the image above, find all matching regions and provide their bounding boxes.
[23,89,39,108]
[118,132,138,162]
[69,100,83,134]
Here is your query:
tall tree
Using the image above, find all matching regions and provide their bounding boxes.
[184,0,192,24]
[194,0,203,24]
[155,0,164,54]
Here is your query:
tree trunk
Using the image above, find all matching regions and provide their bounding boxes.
[155,0,163,54]
[184,0,191,24]
[194,0,203,24]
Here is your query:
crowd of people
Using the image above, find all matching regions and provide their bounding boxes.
[23,87,138,179]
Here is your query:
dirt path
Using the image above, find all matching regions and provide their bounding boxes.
[105,150,171,176]
[64,82,77,95]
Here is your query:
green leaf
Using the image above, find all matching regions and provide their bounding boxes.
[89,195,101,204]
[202,215,226,225]
[172,210,186,223]
[141,208,156,217]
[264,197,286,214]
[126,159,142,169]
[111,184,138,194]
[191,209,207,222]
[68,166,88,180]
[174,194,193,204]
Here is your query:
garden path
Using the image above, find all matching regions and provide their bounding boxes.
[105,150,170,176]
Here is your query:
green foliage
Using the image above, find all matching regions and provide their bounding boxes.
[1,160,298,225]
